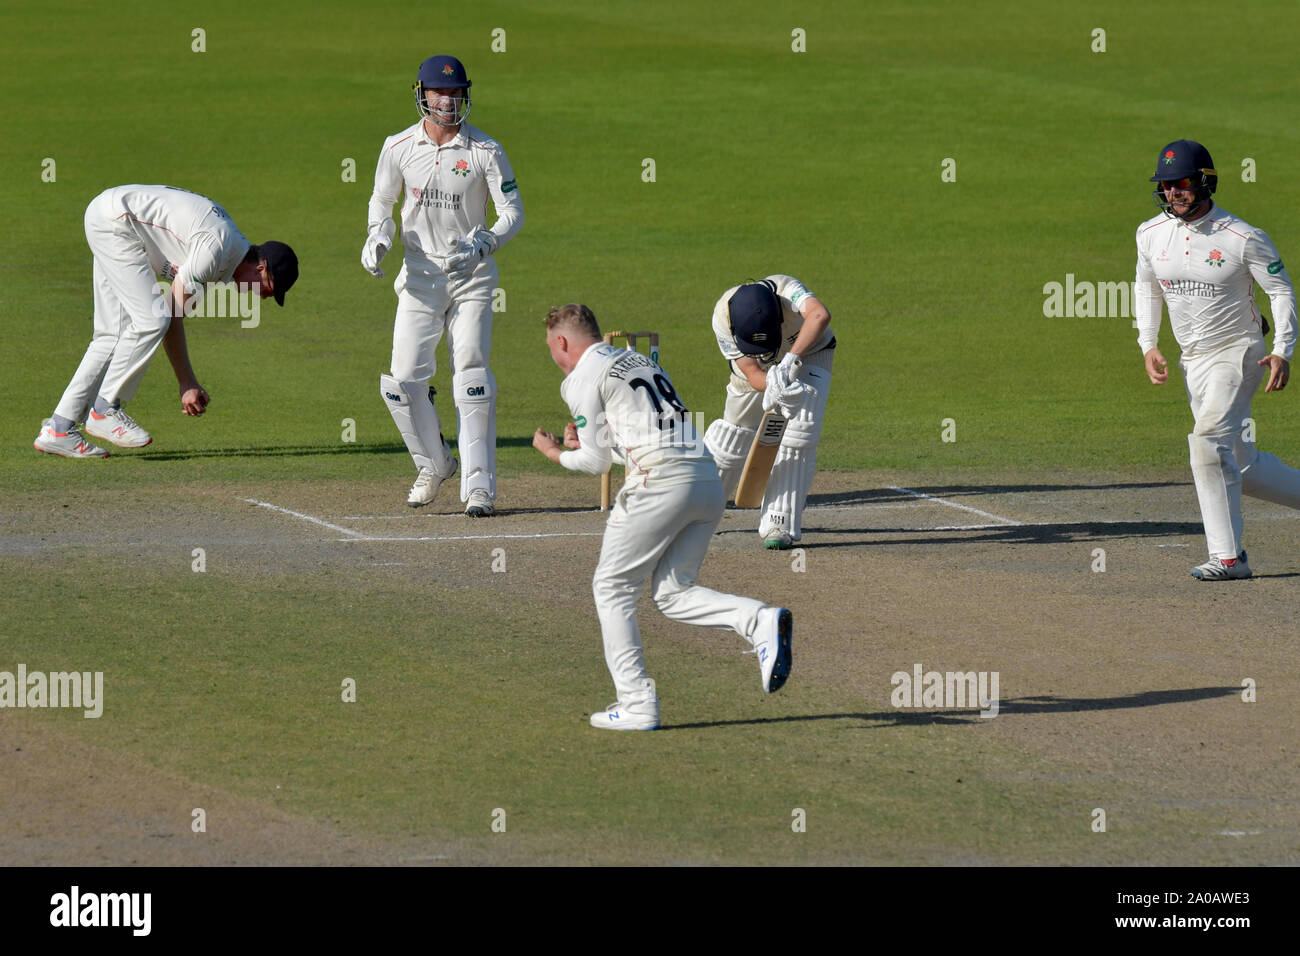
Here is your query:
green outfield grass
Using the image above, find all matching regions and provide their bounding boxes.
[4,0,1299,490]
[0,551,1187,865]
[2,0,1298,865]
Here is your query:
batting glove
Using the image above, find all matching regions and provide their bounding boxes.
[763,352,802,405]
[762,365,785,413]
[361,219,396,278]
[777,380,811,418]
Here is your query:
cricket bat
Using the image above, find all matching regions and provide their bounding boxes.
[734,410,787,508]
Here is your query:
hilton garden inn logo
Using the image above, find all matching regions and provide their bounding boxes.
[0,665,103,718]
[891,664,1000,718]
[50,886,151,936]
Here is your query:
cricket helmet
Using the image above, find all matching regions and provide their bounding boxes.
[727,281,783,357]
[414,55,472,127]
[1150,139,1217,219]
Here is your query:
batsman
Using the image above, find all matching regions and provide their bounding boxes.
[703,275,834,549]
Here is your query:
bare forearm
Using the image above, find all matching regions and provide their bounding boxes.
[736,357,768,390]
[790,301,831,356]
[163,316,198,389]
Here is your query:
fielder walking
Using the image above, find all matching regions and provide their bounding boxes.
[1135,139,1300,579]
[533,304,793,731]
[34,184,297,457]
[702,275,834,548]
[363,54,524,515]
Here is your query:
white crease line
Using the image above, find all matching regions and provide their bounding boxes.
[929,523,1023,532]
[888,485,1022,526]
[240,498,367,538]
[916,519,1190,532]
[338,532,606,542]
[340,512,606,520]
[803,502,917,511]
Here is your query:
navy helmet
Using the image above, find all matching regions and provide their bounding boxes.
[414,55,471,127]
[728,281,783,356]
[1150,139,1217,218]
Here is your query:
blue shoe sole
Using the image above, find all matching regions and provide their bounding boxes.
[768,609,793,692]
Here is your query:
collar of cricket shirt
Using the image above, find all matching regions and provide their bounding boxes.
[418,123,467,150]
[1185,202,1224,233]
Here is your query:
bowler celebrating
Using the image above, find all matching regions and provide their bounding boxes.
[34,184,297,457]
[533,304,792,731]
[1135,139,1300,579]
[363,54,524,515]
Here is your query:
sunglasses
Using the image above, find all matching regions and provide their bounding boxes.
[1160,177,1197,190]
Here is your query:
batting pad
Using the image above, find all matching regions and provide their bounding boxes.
[453,368,497,500]
[761,446,806,537]
[704,418,756,499]
[381,374,453,474]
[761,392,823,537]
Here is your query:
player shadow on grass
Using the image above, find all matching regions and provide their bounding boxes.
[660,686,1242,731]
[134,437,537,461]
[807,482,1188,507]
[798,519,1208,549]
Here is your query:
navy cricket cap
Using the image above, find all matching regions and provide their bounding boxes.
[259,241,298,307]
[1150,139,1216,182]
[728,282,783,355]
[418,55,471,89]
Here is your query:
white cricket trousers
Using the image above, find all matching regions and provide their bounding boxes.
[1182,334,1300,558]
[593,466,767,706]
[390,260,497,497]
[53,194,172,422]
[389,260,496,381]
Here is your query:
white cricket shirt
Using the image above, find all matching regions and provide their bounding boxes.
[1135,204,1297,361]
[558,342,714,486]
[98,184,250,291]
[367,120,524,260]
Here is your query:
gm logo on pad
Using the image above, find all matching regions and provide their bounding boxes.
[465,386,486,396]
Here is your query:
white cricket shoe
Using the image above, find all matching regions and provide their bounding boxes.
[84,407,152,448]
[753,606,793,693]
[465,488,495,518]
[763,530,794,550]
[33,420,109,458]
[589,700,660,731]
[1190,551,1252,581]
[407,458,458,508]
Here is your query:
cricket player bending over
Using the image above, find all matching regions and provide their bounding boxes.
[34,184,297,457]
[1136,139,1300,579]
[532,304,793,731]
[702,275,834,549]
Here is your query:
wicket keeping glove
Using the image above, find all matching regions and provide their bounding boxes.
[444,228,498,282]
[443,239,478,282]
[361,219,396,278]
[469,226,498,258]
